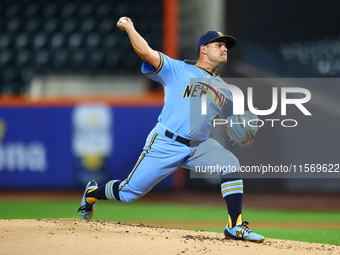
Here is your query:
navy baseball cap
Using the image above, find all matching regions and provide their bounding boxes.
[197,31,236,52]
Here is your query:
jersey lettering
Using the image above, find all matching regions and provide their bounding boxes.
[183,84,230,109]
[182,85,193,98]
[191,84,201,98]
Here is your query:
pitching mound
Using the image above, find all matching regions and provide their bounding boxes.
[0,219,338,255]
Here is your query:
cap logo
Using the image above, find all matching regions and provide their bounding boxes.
[217,31,224,36]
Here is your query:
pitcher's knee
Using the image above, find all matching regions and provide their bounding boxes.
[120,195,139,203]
[118,185,146,203]
[219,153,241,177]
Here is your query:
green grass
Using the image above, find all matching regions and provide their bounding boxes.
[251,228,340,246]
[0,200,339,245]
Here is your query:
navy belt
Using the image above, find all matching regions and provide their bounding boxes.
[165,130,190,146]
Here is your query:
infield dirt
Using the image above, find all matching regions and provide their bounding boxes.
[0,218,339,255]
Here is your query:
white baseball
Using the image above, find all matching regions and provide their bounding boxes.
[119,17,127,23]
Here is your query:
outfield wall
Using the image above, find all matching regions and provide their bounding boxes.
[0,95,177,189]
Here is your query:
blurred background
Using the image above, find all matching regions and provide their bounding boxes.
[0,0,339,200]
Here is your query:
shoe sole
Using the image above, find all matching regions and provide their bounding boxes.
[225,236,265,243]
[79,180,98,220]
[86,207,95,220]
[78,197,95,220]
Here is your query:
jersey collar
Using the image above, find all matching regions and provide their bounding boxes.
[196,66,220,77]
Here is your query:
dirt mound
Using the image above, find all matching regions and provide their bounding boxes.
[0,219,338,255]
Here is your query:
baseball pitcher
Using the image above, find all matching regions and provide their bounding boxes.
[77,17,264,243]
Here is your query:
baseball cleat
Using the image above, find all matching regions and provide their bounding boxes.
[77,180,98,220]
[224,221,264,243]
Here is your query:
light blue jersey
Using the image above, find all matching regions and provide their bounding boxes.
[142,52,233,141]
[112,52,239,203]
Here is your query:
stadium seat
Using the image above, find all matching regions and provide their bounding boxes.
[0,0,163,94]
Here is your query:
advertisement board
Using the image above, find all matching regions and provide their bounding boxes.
[0,105,173,190]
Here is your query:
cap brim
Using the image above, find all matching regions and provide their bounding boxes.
[208,35,236,49]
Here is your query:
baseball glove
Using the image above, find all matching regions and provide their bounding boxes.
[225,110,261,148]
